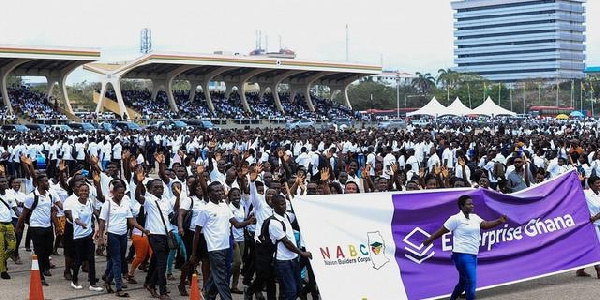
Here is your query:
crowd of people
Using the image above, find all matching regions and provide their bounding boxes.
[1,118,599,299]
[8,87,68,121]
[103,89,359,122]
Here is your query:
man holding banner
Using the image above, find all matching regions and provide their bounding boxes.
[423,195,507,300]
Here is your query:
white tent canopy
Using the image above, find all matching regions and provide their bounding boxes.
[470,97,516,117]
[406,97,447,117]
[442,97,473,116]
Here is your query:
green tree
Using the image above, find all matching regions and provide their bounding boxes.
[411,72,435,95]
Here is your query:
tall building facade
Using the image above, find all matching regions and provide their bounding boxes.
[451,0,586,82]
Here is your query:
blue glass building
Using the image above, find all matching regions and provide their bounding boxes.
[451,0,586,81]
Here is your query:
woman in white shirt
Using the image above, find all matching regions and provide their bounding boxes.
[177,178,209,296]
[576,176,600,278]
[7,177,25,264]
[228,187,245,294]
[98,181,148,297]
[424,195,506,300]
[69,184,104,292]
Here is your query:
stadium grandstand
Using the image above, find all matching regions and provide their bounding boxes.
[85,52,381,120]
[0,45,100,123]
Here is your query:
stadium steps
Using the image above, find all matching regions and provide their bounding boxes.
[92,91,141,119]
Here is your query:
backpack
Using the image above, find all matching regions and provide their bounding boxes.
[258,215,286,265]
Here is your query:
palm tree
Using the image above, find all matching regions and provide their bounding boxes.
[436,68,457,103]
[411,72,435,95]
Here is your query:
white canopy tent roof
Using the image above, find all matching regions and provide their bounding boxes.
[470,97,516,117]
[442,97,473,116]
[406,97,447,117]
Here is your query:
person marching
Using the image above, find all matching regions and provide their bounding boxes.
[0,175,17,279]
[423,195,507,300]
[69,183,104,292]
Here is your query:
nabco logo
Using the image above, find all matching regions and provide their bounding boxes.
[404,227,435,264]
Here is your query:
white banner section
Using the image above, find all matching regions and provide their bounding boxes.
[294,193,407,300]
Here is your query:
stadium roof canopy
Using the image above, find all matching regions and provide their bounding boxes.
[0,45,100,114]
[84,52,381,118]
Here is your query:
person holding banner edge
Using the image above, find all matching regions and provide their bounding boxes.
[423,195,507,300]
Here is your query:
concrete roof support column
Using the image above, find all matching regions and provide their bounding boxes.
[338,75,363,109]
[265,70,304,113]
[165,65,197,114]
[202,67,235,112]
[189,80,201,102]
[94,80,108,113]
[0,59,29,114]
[301,73,331,112]
[109,79,129,120]
[150,78,166,102]
[270,85,284,112]
[239,69,269,113]
[329,89,341,102]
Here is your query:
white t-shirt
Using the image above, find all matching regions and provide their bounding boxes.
[71,199,94,239]
[6,188,26,215]
[250,182,273,240]
[229,203,245,242]
[585,189,600,226]
[195,201,234,252]
[0,192,16,222]
[24,190,59,228]
[443,211,484,255]
[62,194,79,224]
[269,213,298,260]
[180,195,206,231]
[143,194,173,235]
[99,196,133,235]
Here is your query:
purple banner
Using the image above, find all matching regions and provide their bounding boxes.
[391,171,600,300]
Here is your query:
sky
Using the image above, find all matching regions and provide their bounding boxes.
[1,0,598,84]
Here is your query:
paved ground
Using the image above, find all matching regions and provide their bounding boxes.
[5,245,600,300]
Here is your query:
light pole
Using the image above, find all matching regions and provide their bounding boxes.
[396,76,400,119]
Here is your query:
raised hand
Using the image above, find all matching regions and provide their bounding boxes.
[154,152,165,164]
[434,164,441,176]
[249,165,263,182]
[360,167,368,178]
[0,165,5,176]
[391,163,398,175]
[441,165,450,178]
[320,167,330,182]
[20,154,32,166]
[134,166,145,183]
[90,155,99,165]
[92,170,101,184]
[238,165,249,177]
[178,149,185,159]
[215,151,222,162]
[458,157,466,167]
[419,167,425,178]
[173,184,181,197]
[208,140,216,149]
[59,160,67,172]
[196,164,205,176]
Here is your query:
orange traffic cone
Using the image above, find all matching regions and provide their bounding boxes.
[29,255,45,300]
[189,273,204,300]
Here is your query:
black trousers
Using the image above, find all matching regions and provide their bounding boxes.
[72,235,97,285]
[242,236,256,286]
[247,241,276,300]
[146,234,169,295]
[29,226,54,281]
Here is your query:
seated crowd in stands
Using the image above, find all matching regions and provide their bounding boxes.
[104,88,359,121]
[8,86,68,121]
